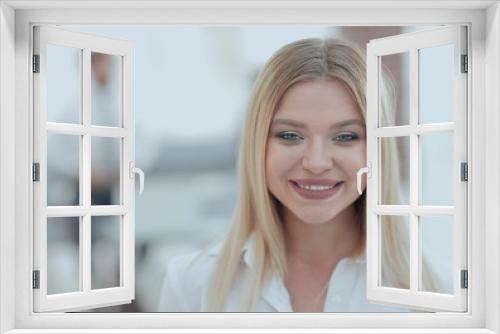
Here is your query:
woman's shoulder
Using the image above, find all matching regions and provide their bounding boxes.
[157,241,223,312]
[170,244,220,282]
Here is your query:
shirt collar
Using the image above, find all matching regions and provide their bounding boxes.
[206,235,291,311]
[242,234,256,268]
[241,233,366,312]
[207,233,366,312]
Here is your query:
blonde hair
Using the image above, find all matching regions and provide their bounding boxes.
[205,38,440,312]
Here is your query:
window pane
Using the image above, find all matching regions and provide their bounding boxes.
[91,137,121,205]
[380,215,410,290]
[47,134,80,206]
[420,216,453,294]
[420,132,454,206]
[47,217,80,294]
[419,44,454,124]
[91,216,121,289]
[379,137,410,205]
[379,52,410,127]
[47,45,81,124]
[91,53,123,127]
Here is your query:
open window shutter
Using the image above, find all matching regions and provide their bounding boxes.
[365,26,467,312]
[33,26,140,312]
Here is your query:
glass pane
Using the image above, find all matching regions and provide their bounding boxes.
[47,45,81,124]
[379,52,410,127]
[380,215,410,289]
[91,137,121,205]
[47,134,80,206]
[91,52,123,127]
[47,217,80,294]
[420,132,454,206]
[420,216,453,294]
[379,137,410,205]
[91,216,121,289]
[419,44,454,124]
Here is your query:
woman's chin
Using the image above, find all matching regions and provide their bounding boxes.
[296,214,334,226]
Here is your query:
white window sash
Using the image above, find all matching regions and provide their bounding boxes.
[366,25,468,312]
[32,26,136,312]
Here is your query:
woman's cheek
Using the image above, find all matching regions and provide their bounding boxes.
[348,143,367,168]
[265,143,286,182]
[335,146,365,166]
[269,142,300,163]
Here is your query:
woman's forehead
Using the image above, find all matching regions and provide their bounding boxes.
[275,78,362,121]
[271,117,365,130]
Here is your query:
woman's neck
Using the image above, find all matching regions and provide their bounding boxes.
[282,205,362,266]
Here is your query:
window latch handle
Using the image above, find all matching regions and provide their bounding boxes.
[356,163,371,195]
[129,162,145,195]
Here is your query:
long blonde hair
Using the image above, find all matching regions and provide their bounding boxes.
[206,38,440,312]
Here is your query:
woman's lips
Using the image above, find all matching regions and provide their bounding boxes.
[289,180,344,200]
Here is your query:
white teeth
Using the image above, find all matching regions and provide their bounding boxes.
[297,184,335,191]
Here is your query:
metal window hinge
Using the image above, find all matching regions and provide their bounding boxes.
[32,55,40,73]
[32,270,40,289]
[461,270,468,289]
[32,163,40,182]
[461,162,468,182]
[461,54,468,73]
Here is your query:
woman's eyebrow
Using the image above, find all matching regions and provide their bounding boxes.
[271,118,365,129]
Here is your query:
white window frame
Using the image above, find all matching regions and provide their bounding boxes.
[0,1,499,333]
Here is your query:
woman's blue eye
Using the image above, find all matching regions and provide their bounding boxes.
[335,133,359,142]
[277,132,301,141]
[276,132,359,142]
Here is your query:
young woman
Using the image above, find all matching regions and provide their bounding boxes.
[158,37,440,313]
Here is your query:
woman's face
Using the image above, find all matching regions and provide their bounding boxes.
[265,78,366,225]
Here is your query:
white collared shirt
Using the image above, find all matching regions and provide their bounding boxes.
[157,236,415,312]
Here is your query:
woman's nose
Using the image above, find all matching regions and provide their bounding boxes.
[301,139,334,174]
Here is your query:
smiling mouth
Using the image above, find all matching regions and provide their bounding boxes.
[292,181,341,191]
[290,181,344,200]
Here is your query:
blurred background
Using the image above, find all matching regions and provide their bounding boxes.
[44,25,455,312]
